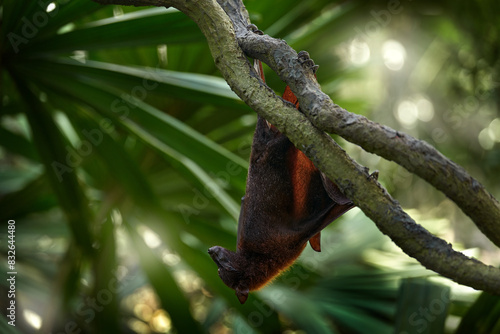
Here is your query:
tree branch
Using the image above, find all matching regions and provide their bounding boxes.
[90,0,500,294]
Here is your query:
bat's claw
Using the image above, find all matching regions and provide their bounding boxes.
[247,24,264,35]
[298,50,319,74]
[369,170,379,180]
[297,50,310,62]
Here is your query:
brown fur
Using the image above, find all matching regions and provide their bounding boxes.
[208,59,354,304]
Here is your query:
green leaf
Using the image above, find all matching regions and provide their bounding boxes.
[25,7,204,54]
[92,216,120,333]
[2,0,104,55]
[65,102,159,208]
[259,286,338,334]
[0,126,38,161]
[50,57,248,111]
[455,292,500,334]
[0,175,58,220]
[322,303,391,334]
[9,73,95,255]
[12,58,246,219]
[394,278,450,334]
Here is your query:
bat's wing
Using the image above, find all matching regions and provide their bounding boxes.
[286,146,354,252]
[282,79,354,251]
[237,59,354,252]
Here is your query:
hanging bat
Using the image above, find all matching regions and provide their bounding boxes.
[208,49,355,304]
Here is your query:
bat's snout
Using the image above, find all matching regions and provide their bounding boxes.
[208,246,239,273]
[208,246,222,265]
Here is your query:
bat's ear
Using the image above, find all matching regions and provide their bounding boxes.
[320,172,353,205]
[236,286,249,304]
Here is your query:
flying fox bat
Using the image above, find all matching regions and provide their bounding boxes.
[209,50,354,304]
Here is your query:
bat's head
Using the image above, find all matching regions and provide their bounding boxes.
[208,246,249,304]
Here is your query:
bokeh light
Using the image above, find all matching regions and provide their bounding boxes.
[382,40,406,71]
[349,38,370,65]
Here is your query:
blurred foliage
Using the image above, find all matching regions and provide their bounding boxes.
[1,0,499,333]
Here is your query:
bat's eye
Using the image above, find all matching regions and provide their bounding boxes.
[218,257,237,272]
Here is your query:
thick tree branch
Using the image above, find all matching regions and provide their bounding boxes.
[90,0,500,294]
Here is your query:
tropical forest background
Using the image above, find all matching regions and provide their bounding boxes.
[1,0,499,333]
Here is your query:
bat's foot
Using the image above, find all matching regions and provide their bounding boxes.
[247,24,263,35]
[369,170,379,180]
[298,50,319,74]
